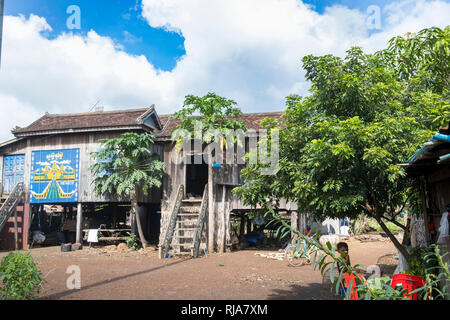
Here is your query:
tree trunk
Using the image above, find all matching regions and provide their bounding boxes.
[402,216,412,246]
[130,189,148,249]
[374,214,409,261]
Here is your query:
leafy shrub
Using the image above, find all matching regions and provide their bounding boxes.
[0,252,43,300]
[410,245,450,300]
[125,234,139,251]
[402,246,434,277]
[357,276,406,300]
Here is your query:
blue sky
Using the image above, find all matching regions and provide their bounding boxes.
[4,0,186,71]
[4,0,393,72]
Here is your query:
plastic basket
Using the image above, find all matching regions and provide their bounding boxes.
[391,274,426,300]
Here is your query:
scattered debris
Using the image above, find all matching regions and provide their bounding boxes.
[255,252,285,261]
[239,273,305,286]
[117,243,128,251]
[354,234,390,242]
[104,245,118,251]
[71,243,82,251]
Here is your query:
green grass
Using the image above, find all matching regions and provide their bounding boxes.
[366,219,403,233]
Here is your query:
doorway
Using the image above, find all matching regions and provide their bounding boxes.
[185,155,208,198]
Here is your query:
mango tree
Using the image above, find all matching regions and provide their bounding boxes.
[234,25,450,261]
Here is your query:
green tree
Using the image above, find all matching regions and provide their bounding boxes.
[234,35,447,260]
[90,132,165,248]
[376,26,449,130]
[171,92,246,151]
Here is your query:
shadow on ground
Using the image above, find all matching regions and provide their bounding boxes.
[42,258,190,300]
[267,283,342,300]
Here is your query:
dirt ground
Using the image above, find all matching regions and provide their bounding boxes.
[0,237,397,300]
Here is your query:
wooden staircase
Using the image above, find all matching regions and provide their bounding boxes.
[0,182,25,234]
[171,199,202,255]
[161,184,208,258]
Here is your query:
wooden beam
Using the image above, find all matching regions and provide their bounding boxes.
[76,203,83,244]
[14,208,18,251]
[419,178,430,245]
[112,204,118,228]
[247,216,252,234]
[208,165,215,253]
[220,185,226,253]
[23,203,30,250]
[240,215,245,238]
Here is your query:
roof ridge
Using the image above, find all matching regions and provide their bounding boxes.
[157,111,283,117]
[47,107,150,117]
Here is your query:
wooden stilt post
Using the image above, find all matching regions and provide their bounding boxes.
[240,215,245,238]
[112,203,118,229]
[208,165,215,254]
[220,185,226,253]
[23,203,31,250]
[76,203,83,244]
[14,209,18,251]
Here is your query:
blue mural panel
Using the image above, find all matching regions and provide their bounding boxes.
[29,149,80,204]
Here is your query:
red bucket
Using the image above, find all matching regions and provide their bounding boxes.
[391,274,426,300]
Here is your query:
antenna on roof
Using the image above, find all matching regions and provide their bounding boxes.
[89,98,102,112]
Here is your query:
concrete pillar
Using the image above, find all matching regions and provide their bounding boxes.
[76,203,83,244]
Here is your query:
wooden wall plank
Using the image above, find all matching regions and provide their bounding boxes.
[0,131,164,204]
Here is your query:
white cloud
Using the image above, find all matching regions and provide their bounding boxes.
[0,0,449,142]
[0,92,41,142]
